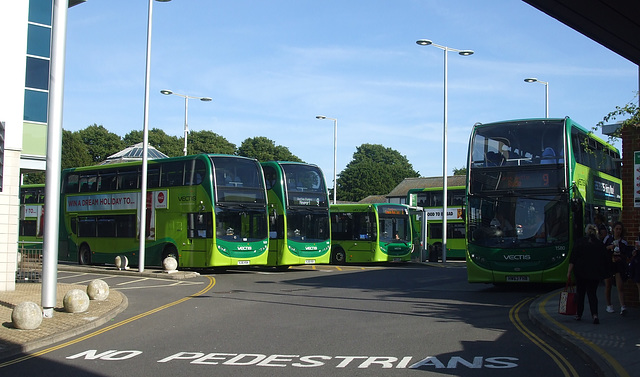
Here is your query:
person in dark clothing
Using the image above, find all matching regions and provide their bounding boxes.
[604,221,630,315]
[567,224,608,324]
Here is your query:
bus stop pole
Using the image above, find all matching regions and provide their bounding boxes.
[41,0,68,318]
[138,0,156,272]
[421,209,428,262]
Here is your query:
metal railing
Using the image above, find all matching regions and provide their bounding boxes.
[16,242,43,283]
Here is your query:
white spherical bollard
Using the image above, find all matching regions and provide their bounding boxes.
[163,256,178,273]
[115,255,129,270]
[63,289,90,313]
[87,279,109,301]
[11,301,43,330]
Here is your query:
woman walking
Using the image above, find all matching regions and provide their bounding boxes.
[567,224,608,324]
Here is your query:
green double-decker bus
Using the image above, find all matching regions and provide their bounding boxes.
[407,176,467,260]
[19,184,46,247]
[466,117,622,283]
[59,154,269,268]
[261,161,331,267]
[329,203,413,264]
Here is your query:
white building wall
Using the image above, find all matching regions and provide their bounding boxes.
[0,2,29,291]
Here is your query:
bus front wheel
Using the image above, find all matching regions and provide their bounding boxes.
[79,244,91,265]
[331,247,346,265]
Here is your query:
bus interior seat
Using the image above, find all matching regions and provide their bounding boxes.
[541,147,558,164]
[485,151,503,166]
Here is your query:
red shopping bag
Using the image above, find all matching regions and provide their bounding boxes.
[558,279,577,315]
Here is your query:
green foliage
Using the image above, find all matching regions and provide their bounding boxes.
[77,124,125,163]
[337,143,419,202]
[61,130,92,168]
[123,129,182,157]
[595,92,640,141]
[452,167,467,176]
[21,171,45,184]
[237,136,302,162]
[189,130,236,155]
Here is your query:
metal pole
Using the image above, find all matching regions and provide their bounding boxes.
[333,118,337,204]
[41,0,68,318]
[442,48,448,263]
[183,96,189,156]
[545,82,549,118]
[139,0,154,272]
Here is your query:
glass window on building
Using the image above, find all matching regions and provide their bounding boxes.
[28,0,53,26]
[24,90,48,123]
[27,24,52,58]
[25,57,49,90]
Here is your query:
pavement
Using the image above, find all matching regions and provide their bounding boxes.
[529,282,639,377]
[0,263,199,360]
[0,262,637,377]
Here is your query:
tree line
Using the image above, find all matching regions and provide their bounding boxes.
[23,123,423,202]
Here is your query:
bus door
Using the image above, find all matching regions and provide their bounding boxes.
[187,212,213,266]
[347,212,376,262]
[60,214,77,261]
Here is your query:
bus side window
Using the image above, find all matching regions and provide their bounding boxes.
[147,168,160,188]
[65,174,79,193]
[119,169,139,190]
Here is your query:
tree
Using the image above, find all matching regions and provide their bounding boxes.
[452,167,467,176]
[337,144,419,202]
[77,124,125,163]
[61,129,92,168]
[237,136,302,162]
[123,128,182,157]
[189,130,236,155]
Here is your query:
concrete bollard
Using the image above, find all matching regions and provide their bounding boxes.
[63,289,90,313]
[115,255,129,270]
[11,301,43,330]
[87,279,109,301]
[163,256,178,273]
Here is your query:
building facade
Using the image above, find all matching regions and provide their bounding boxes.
[0,0,61,291]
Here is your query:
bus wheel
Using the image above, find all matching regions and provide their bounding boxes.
[79,244,91,265]
[331,247,346,265]
[162,244,179,266]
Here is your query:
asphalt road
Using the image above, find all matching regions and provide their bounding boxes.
[0,263,597,376]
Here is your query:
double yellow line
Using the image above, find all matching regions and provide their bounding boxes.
[0,276,216,368]
[509,296,578,377]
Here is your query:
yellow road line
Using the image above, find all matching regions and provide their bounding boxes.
[0,276,216,368]
[509,296,578,377]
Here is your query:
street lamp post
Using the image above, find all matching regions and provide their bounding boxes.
[139,0,171,272]
[524,78,549,118]
[315,115,338,204]
[160,89,212,156]
[416,39,473,263]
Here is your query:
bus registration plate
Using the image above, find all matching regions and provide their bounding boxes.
[237,260,250,265]
[506,276,529,282]
[304,259,316,264]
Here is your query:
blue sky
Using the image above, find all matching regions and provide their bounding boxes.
[62,0,638,185]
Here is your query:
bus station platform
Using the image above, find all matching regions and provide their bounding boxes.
[0,263,637,377]
[529,284,638,377]
[0,263,198,361]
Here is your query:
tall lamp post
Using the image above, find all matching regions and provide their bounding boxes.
[416,39,473,263]
[524,78,549,117]
[315,115,338,204]
[139,0,171,272]
[160,89,212,156]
